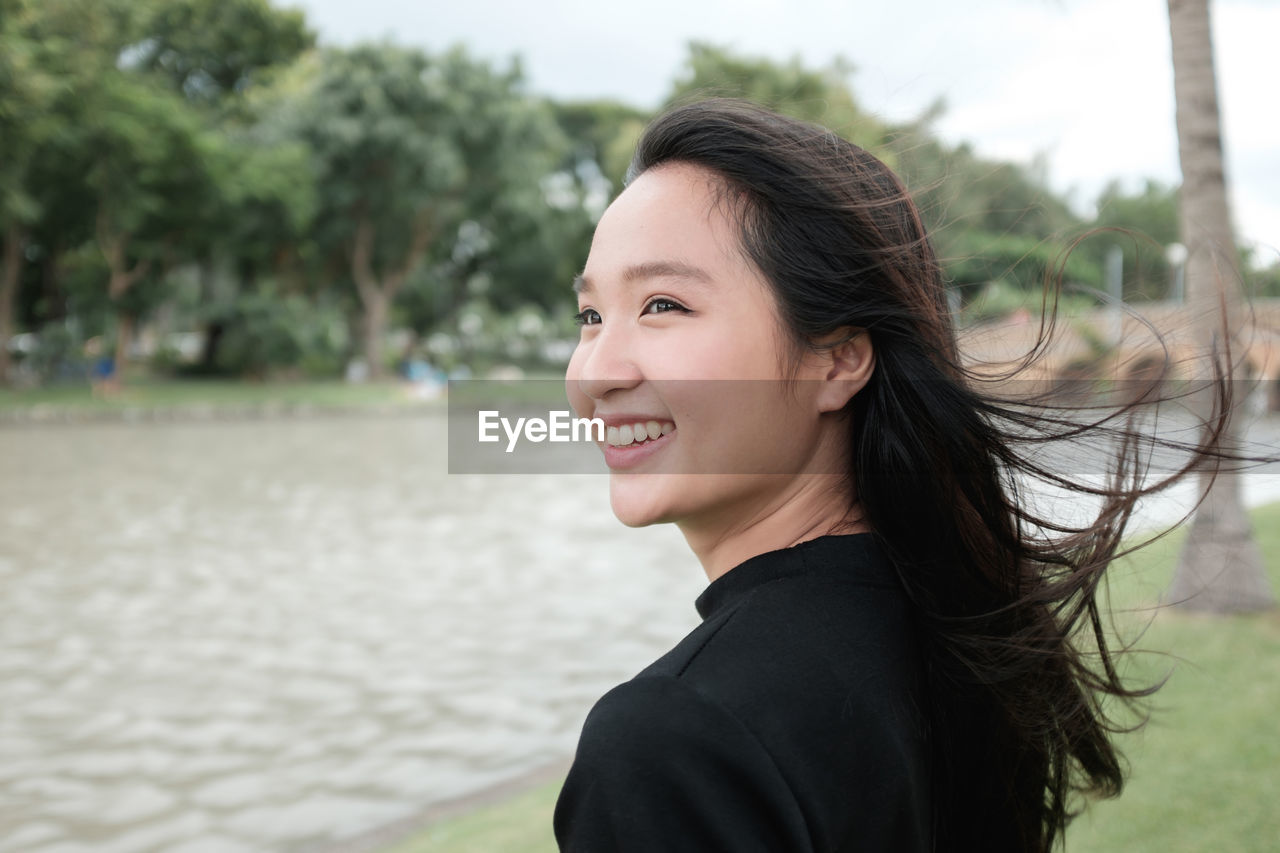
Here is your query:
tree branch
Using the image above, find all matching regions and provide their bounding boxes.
[351,214,379,307]
[97,208,151,299]
[96,208,123,277]
[384,210,435,300]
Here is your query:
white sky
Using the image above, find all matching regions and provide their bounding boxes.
[283,0,1278,264]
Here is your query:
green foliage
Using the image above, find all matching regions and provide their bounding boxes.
[0,0,49,227]
[1,0,323,386]
[83,71,220,244]
[1242,249,1280,298]
[1080,179,1181,301]
[552,99,651,194]
[117,0,320,284]
[944,230,1102,305]
[259,43,576,323]
[958,276,1097,327]
[211,130,317,272]
[666,42,891,161]
[123,0,314,105]
[1095,179,1179,245]
[204,287,345,378]
[19,319,79,382]
[888,124,1090,303]
[0,377,420,412]
[4,10,1263,385]
[661,44,1094,314]
[280,45,466,250]
[9,0,231,294]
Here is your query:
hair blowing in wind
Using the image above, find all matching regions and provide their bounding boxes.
[627,98,1254,852]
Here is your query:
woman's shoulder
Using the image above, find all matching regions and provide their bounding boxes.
[678,566,928,773]
[562,640,930,852]
[573,674,780,764]
[556,674,814,851]
[562,557,931,851]
[643,542,926,725]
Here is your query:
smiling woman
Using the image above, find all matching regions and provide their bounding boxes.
[553,99,1236,853]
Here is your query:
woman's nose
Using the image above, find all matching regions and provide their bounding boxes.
[568,325,644,403]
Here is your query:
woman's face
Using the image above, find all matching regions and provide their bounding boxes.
[565,163,853,533]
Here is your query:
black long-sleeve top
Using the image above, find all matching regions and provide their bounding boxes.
[553,533,933,852]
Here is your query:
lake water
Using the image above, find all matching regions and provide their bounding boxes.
[1,412,1277,851]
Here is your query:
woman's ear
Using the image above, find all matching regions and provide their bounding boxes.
[815,329,874,413]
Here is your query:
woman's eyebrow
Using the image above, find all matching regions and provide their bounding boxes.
[573,261,713,295]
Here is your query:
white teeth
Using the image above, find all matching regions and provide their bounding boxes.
[605,421,676,446]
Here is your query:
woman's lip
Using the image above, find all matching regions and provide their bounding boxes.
[600,429,674,470]
[596,414,673,428]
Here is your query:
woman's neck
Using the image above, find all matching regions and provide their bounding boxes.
[679,474,868,582]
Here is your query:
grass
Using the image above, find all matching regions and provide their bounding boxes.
[385,782,563,853]
[0,376,434,415]
[1065,505,1280,852]
[0,372,576,418]
[388,503,1280,853]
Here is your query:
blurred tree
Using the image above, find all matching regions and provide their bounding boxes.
[888,124,1090,303]
[552,99,651,194]
[0,0,54,384]
[264,45,567,378]
[185,120,317,376]
[521,98,655,336]
[665,42,890,158]
[939,228,1098,305]
[1164,0,1274,612]
[1084,179,1180,301]
[1,0,149,380]
[660,44,1093,310]
[1243,253,1280,298]
[7,0,106,341]
[2,0,311,383]
[82,69,223,379]
[118,0,317,375]
[122,0,313,107]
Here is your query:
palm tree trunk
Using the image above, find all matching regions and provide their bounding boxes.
[1164,0,1275,612]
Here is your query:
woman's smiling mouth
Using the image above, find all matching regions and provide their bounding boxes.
[597,417,677,469]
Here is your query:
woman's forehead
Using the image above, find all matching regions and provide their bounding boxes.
[586,164,745,282]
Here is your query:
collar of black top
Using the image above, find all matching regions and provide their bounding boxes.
[694,533,896,620]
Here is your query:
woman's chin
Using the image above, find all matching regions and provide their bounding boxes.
[608,474,677,528]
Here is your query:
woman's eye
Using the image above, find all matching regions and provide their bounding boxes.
[573,308,601,327]
[643,298,688,316]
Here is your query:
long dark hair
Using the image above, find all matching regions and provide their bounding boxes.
[627,98,1239,851]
